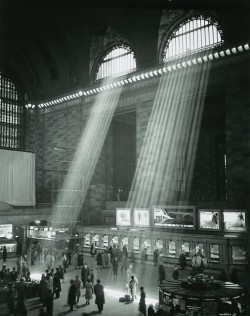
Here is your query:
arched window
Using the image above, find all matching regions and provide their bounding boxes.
[95,44,136,81]
[163,17,223,61]
[0,73,25,149]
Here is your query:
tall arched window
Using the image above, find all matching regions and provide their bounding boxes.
[0,73,25,149]
[163,16,223,61]
[95,44,136,81]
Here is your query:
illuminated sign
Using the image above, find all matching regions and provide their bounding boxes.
[134,209,150,227]
[116,208,131,226]
[223,210,246,232]
[153,206,195,228]
[199,209,220,230]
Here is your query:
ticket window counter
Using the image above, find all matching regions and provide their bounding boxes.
[181,241,190,258]
[133,237,140,253]
[103,235,109,248]
[232,245,247,262]
[155,239,163,254]
[143,238,151,254]
[93,235,99,247]
[210,244,220,263]
[111,236,119,247]
[85,234,91,247]
[196,243,204,254]
[121,236,128,250]
[169,240,176,257]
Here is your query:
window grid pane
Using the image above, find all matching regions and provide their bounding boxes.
[0,73,25,150]
[164,18,223,61]
[96,47,136,81]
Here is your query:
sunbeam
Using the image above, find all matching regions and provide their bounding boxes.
[127,56,211,209]
[50,78,124,225]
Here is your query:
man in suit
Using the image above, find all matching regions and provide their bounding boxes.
[67,279,76,311]
[94,279,105,313]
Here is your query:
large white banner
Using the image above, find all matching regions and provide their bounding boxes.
[0,149,36,206]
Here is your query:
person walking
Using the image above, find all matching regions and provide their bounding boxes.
[158,264,165,283]
[128,274,138,301]
[120,252,127,271]
[148,304,156,316]
[85,278,93,305]
[139,286,146,316]
[74,275,81,304]
[179,251,187,270]
[94,279,105,313]
[153,249,159,266]
[53,269,61,299]
[172,266,179,280]
[112,257,118,276]
[231,268,239,284]
[67,279,77,311]
[3,246,7,262]
[81,263,90,288]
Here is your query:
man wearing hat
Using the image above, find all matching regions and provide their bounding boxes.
[94,279,105,313]
[139,286,146,316]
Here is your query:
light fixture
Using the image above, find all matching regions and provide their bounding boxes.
[79,91,83,96]
[172,65,177,70]
[181,62,187,68]
[167,66,172,72]
[197,57,202,63]
[157,69,163,75]
[231,47,237,54]
[144,73,149,78]
[202,55,208,62]
[214,52,219,59]
[244,43,249,50]
[187,60,192,66]
[153,70,158,76]
[177,63,181,69]
[219,51,225,57]
[225,49,231,56]
[149,71,154,77]
[162,67,167,73]
[192,59,197,64]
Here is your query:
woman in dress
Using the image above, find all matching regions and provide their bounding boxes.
[85,278,93,305]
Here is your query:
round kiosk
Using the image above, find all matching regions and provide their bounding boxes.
[159,250,248,316]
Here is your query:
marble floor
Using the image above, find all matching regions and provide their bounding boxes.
[0,255,249,316]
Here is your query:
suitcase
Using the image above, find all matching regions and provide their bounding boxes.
[119,297,126,302]
[125,294,131,302]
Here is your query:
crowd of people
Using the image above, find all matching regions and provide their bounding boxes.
[0,240,245,316]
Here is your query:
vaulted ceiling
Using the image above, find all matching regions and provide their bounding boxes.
[0,0,249,103]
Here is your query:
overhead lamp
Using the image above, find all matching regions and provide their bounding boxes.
[162,67,167,73]
[192,59,197,64]
[172,65,177,70]
[176,63,181,69]
[110,83,114,88]
[208,54,213,61]
[103,86,107,90]
[153,70,158,76]
[117,81,121,86]
[219,51,225,57]
[132,76,137,82]
[187,60,192,66]
[124,79,129,84]
[167,66,172,72]
[157,69,163,75]
[89,90,94,94]
[144,73,149,78]
[244,43,249,50]
[214,52,219,59]
[83,92,87,96]
[197,57,202,63]
[231,47,237,54]
[149,71,154,77]
[202,55,208,62]
[128,78,133,83]
[113,83,117,87]
[96,88,100,92]
[136,75,141,81]
[79,91,83,96]
[99,87,104,91]
[120,80,125,85]
[181,62,187,68]
[225,49,231,56]
[86,91,90,95]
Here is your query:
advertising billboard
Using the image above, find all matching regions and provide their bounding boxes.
[134,209,150,227]
[199,209,220,230]
[153,206,195,228]
[116,208,131,226]
[223,210,246,232]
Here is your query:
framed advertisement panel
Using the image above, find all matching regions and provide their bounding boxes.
[153,205,195,229]
[199,209,220,231]
[116,208,131,226]
[133,208,150,227]
[223,210,247,232]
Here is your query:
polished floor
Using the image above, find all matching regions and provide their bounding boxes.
[0,254,249,316]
